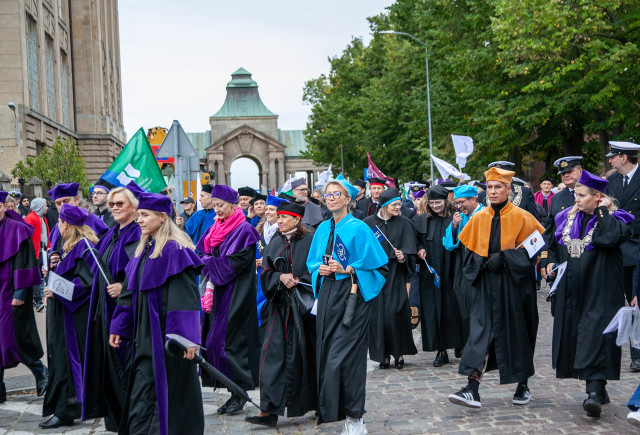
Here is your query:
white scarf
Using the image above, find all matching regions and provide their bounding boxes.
[263,220,279,245]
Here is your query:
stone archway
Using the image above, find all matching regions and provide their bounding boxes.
[229,156,261,190]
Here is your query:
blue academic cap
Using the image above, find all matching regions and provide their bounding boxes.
[266,195,287,207]
[453,185,479,199]
[335,174,359,203]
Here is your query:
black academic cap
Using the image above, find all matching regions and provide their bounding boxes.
[353,179,366,189]
[427,186,449,200]
[238,186,257,197]
[250,193,267,205]
[202,184,214,194]
[539,175,554,184]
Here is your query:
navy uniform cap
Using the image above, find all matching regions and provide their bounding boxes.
[553,156,583,174]
[488,161,515,169]
[606,141,640,158]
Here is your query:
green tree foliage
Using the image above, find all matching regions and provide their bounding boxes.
[11,136,90,191]
[303,0,640,181]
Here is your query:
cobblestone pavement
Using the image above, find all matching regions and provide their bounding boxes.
[2,289,639,434]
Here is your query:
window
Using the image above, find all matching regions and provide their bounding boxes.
[27,16,39,111]
[46,37,56,121]
[61,56,69,127]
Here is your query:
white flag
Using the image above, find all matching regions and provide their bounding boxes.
[315,164,332,188]
[431,155,470,181]
[451,135,474,168]
[520,229,545,258]
[280,176,297,193]
[548,261,568,295]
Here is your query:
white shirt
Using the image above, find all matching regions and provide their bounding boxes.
[623,164,639,186]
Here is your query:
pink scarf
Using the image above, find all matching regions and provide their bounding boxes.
[203,206,246,251]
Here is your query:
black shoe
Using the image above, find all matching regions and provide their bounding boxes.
[225,395,247,415]
[448,386,481,408]
[379,357,390,369]
[245,414,278,427]
[536,281,541,291]
[394,357,404,368]
[454,347,463,359]
[217,396,234,415]
[631,359,640,372]
[433,351,449,367]
[583,393,602,418]
[512,384,530,405]
[0,382,5,404]
[600,388,610,405]
[34,367,48,397]
[35,301,45,312]
[39,415,74,429]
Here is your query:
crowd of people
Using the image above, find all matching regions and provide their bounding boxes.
[3,141,640,433]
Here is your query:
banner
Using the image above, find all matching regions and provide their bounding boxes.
[451,135,474,168]
[431,155,470,181]
[315,164,333,188]
[99,128,167,193]
[367,152,395,187]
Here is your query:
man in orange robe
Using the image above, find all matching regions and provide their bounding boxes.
[448,167,544,409]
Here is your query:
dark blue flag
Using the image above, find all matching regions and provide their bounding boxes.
[372,226,385,244]
[334,233,350,270]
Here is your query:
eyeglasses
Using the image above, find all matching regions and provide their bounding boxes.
[109,201,130,209]
[324,192,343,200]
[92,191,106,197]
[454,199,469,207]
[293,187,308,192]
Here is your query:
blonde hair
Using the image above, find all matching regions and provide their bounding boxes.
[60,222,99,253]
[108,187,139,209]
[568,183,618,215]
[324,181,351,201]
[135,212,195,259]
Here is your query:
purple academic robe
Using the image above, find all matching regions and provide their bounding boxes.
[197,221,262,390]
[110,240,204,435]
[49,214,108,252]
[0,210,41,368]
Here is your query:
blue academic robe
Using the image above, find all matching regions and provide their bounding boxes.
[185,209,216,249]
[443,204,485,251]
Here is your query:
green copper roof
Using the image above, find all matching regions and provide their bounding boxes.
[211,68,277,118]
[278,129,308,157]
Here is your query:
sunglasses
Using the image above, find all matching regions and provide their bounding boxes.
[109,201,130,209]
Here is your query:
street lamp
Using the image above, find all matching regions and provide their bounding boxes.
[380,30,434,186]
[8,102,18,145]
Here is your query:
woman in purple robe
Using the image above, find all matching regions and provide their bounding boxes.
[109,192,204,435]
[198,184,262,416]
[0,191,46,404]
[82,186,141,431]
[41,204,98,429]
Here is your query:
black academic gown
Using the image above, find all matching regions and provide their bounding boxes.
[258,231,317,417]
[95,208,117,229]
[548,207,629,381]
[415,213,464,352]
[43,245,93,421]
[364,214,418,362]
[459,204,539,384]
[541,188,575,268]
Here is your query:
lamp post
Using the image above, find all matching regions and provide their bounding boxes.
[380,30,434,186]
[8,102,18,145]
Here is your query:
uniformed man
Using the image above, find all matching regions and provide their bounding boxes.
[540,156,583,280]
[605,141,640,371]
[477,161,539,220]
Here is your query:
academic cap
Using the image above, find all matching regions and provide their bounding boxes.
[577,170,608,193]
[539,175,554,184]
[379,188,402,208]
[266,195,288,208]
[237,186,256,197]
[488,161,515,169]
[291,178,307,189]
[440,181,457,191]
[427,186,449,200]
[335,174,360,203]
[484,167,515,185]
[453,185,479,199]
[211,185,238,204]
[125,181,145,199]
[368,177,386,187]
[92,179,115,194]
[250,193,267,206]
[137,192,174,216]
[606,141,640,158]
[353,179,367,189]
[413,190,426,199]
[277,201,305,219]
[59,203,89,226]
[48,182,79,201]
[553,156,583,174]
[0,191,7,203]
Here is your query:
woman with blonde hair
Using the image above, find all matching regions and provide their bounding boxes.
[82,184,142,430]
[109,192,204,435]
[41,204,98,429]
[545,170,632,418]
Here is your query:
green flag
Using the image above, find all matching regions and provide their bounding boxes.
[99,128,167,193]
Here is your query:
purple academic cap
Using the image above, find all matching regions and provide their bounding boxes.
[48,182,79,201]
[59,203,89,226]
[413,190,426,199]
[125,181,145,199]
[0,191,7,203]
[211,185,238,204]
[137,192,174,215]
[577,170,608,193]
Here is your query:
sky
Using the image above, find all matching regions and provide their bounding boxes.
[118,0,395,138]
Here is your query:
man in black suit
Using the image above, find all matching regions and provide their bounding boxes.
[605,141,640,370]
[477,161,539,221]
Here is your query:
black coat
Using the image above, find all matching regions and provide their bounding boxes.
[547,207,629,380]
[259,231,317,417]
[605,171,640,267]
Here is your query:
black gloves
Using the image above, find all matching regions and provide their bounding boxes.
[483,252,504,272]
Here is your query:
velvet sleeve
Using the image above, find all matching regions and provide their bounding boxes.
[56,260,94,312]
[202,245,256,287]
[110,277,133,340]
[12,238,41,290]
[165,267,201,346]
[592,207,631,248]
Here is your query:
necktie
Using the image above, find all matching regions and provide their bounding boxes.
[624,174,629,190]
[542,197,548,212]
[571,189,575,199]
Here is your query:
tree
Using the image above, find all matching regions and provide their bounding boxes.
[302,0,640,182]
[11,136,90,192]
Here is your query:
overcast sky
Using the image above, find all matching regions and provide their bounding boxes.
[118,0,394,138]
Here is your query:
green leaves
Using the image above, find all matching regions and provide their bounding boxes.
[11,136,90,193]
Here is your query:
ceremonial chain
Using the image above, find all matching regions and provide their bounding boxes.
[561,212,596,258]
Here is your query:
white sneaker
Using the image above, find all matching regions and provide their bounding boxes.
[341,417,368,435]
[628,410,640,428]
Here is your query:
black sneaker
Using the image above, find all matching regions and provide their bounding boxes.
[512,384,530,405]
[583,392,602,418]
[448,386,481,408]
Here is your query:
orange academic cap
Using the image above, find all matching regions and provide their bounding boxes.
[484,167,515,185]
